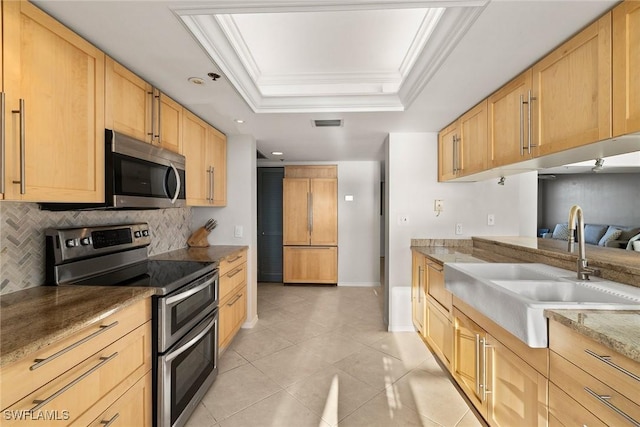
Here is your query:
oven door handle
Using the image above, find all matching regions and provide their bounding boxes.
[169,162,181,204]
[165,315,216,362]
[165,276,215,306]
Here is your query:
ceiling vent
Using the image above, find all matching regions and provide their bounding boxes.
[313,119,343,128]
[256,150,268,159]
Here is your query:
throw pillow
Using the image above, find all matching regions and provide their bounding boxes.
[598,226,623,246]
[583,224,608,245]
[551,223,570,240]
[619,227,640,241]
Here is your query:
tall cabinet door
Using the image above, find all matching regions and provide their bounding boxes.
[157,93,183,153]
[3,0,105,202]
[208,127,227,207]
[283,178,310,245]
[182,110,208,206]
[613,1,640,136]
[310,178,338,246]
[460,100,488,177]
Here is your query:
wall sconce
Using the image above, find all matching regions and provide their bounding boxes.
[592,158,604,172]
[498,176,506,186]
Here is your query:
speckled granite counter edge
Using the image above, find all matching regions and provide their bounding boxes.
[545,309,640,364]
[150,245,249,263]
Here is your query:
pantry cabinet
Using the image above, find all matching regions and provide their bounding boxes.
[2,0,105,203]
[182,109,227,206]
[613,1,640,136]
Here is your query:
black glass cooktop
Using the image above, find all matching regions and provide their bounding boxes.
[71,260,216,295]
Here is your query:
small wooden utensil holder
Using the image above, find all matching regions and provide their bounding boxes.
[187,227,210,248]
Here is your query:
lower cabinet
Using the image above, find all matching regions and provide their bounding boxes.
[411,251,426,333]
[283,246,338,284]
[425,300,452,368]
[87,371,153,427]
[218,249,248,350]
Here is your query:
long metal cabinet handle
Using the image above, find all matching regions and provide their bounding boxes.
[166,316,216,362]
[475,333,481,397]
[309,192,314,232]
[165,276,215,305]
[482,339,492,401]
[584,349,640,382]
[417,266,423,303]
[148,89,155,143]
[1,92,5,194]
[226,293,243,306]
[227,255,243,263]
[211,166,215,203]
[30,321,119,371]
[206,167,211,202]
[584,387,640,426]
[11,99,26,194]
[156,90,162,141]
[227,267,243,278]
[307,192,312,232]
[169,162,180,204]
[31,352,118,411]
[519,94,525,156]
[527,90,537,152]
[100,413,120,426]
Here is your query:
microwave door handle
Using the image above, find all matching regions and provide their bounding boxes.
[169,162,180,204]
[165,315,216,362]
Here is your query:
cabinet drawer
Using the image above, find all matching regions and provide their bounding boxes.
[4,322,151,426]
[426,262,451,312]
[1,299,150,410]
[86,371,152,427]
[219,250,247,276]
[549,321,640,402]
[548,382,606,427]
[550,351,640,426]
[220,284,247,349]
[220,261,247,302]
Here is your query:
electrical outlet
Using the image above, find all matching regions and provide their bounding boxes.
[455,223,463,235]
[434,200,444,212]
[488,214,495,226]
[397,215,409,225]
[234,225,243,238]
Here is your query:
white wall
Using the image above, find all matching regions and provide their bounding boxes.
[385,132,537,331]
[258,160,381,287]
[192,135,259,328]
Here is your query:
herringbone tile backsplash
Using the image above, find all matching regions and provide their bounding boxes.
[0,202,192,294]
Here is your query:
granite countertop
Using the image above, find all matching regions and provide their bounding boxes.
[411,246,484,265]
[151,245,248,263]
[0,286,154,368]
[545,309,640,364]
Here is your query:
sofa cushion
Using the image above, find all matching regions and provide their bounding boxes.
[551,223,570,240]
[598,226,623,246]
[584,224,608,245]
[619,226,640,241]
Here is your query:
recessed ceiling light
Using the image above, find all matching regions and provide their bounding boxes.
[271,151,283,156]
[188,77,205,85]
[234,119,245,124]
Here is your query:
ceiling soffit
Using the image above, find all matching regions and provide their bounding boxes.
[177,1,487,113]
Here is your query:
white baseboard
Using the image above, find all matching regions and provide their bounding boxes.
[337,281,380,287]
[242,315,259,329]
[388,325,417,332]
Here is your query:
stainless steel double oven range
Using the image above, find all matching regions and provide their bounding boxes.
[46,223,219,427]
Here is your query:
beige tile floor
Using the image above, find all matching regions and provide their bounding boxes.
[185,283,482,427]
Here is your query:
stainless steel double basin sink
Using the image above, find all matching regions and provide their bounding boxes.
[445,263,640,347]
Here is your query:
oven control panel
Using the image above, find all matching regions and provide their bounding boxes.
[46,223,151,264]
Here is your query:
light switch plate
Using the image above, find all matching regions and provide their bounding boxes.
[234,225,243,238]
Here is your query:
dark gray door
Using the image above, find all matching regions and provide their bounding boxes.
[257,167,284,282]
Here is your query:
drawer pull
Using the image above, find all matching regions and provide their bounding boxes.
[584,387,640,427]
[31,352,118,411]
[227,255,243,263]
[30,321,119,371]
[227,267,243,278]
[100,413,120,426]
[584,349,640,383]
[227,294,243,306]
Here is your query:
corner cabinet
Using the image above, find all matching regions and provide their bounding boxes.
[182,109,227,207]
[2,0,105,202]
[613,1,640,136]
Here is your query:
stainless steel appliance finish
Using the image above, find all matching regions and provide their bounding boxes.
[45,223,219,427]
[40,129,186,210]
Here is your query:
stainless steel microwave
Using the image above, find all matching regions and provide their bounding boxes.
[41,129,186,210]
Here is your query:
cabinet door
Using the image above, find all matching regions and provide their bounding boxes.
[438,122,458,181]
[426,300,452,368]
[488,70,533,168]
[459,100,488,177]
[283,178,310,245]
[182,110,209,206]
[105,57,152,143]
[532,13,612,155]
[158,93,183,153]
[310,178,337,246]
[208,127,227,206]
[220,284,247,349]
[613,1,640,136]
[453,309,487,415]
[411,252,425,333]
[283,246,337,284]
[3,0,105,202]
[87,372,152,427]
[486,336,548,427]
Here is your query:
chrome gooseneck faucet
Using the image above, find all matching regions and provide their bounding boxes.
[567,205,600,280]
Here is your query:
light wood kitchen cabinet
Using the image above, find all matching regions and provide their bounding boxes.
[0,299,152,426]
[613,0,640,136]
[426,300,452,369]
[1,2,4,200]
[532,12,612,155]
[438,121,459,181]
[283,246,338,284]
[411,251,426,333]
[549,320,640,427]
[87,371,152,427]
[459,100,488,176]
[2,0,105,203]
[488,70,533,168]
[453,308,487,413]
[219,249,247,349]
[182,109,227,206]
[426,262,450,313]
[105,57,183,153]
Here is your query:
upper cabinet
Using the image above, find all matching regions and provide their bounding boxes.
[532,12,612,156]
[181,109,227,207]
[437,121,459,181]
[105,57,182,153]
[2,0,105,202]
[613,1,640,136]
